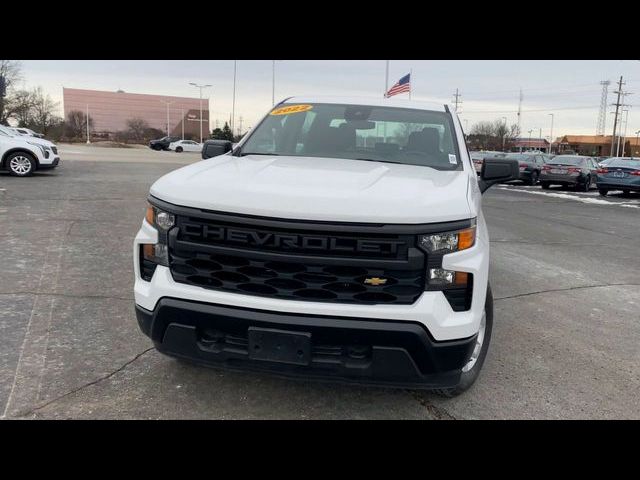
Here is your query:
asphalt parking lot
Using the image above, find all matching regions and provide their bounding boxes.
[1,144,639,419]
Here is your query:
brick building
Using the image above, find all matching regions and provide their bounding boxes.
[63,88,209,139]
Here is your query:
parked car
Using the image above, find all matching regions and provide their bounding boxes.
[486,152,544,185]
[0,125,60,176]
[596,157,640,196]
[168,139,202,153]
[133,96,520,396]
[149,136,181,151]
[470,151,503,174]
[597,157,616,168]
[10,127,45,138]
[540,155,599,192]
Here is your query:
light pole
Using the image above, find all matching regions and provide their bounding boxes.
[501,117,507,151]
[189,82,212,144]
[528,129,533,151]
[160,100,174,137]
[86,104,90,144]
[548,113,554,154]
[635,130,640,157]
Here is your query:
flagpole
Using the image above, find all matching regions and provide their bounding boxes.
[384,60,389,98]
[408,68,412,100]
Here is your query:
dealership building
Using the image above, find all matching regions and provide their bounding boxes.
[62,88,209,139]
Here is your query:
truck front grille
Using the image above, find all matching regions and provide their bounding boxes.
[168,214,426,305]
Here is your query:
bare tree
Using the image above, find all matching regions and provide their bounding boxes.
[125,117,150,142]
[468,120,520,151]
[29,87,61,135]
[0,60,23,124]
[65,110,93,140]
[4,89,36,126]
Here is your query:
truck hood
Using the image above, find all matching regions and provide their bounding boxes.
[150,154,472,224]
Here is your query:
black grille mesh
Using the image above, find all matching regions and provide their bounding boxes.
[170,250,424,305]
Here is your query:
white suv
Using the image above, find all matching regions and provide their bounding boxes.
[0,125,60,176]
[133,96,517,395]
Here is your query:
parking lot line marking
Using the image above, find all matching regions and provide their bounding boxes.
[497,187,640,209]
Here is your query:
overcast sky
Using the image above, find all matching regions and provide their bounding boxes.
[18,60,640,139]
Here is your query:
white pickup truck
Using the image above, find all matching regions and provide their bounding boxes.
[133,96,517,395]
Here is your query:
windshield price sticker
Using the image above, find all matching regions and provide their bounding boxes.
[270,104,313,116]
[448,154,457,164]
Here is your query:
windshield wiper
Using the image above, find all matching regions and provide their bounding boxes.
[239,152,280,157]
[354,158,400,165]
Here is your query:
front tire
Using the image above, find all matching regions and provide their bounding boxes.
[175,147,183,153]
[599,188,608,196]
[541,181,550,189]
[7,152,36,177]
[434,284,493,397]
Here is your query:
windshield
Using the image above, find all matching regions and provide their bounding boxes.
[550,156,586,166]
[0,125,16,137]
[607,158,640,169]
[238,103,462,170]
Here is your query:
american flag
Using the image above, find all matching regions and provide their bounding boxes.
[385,73,411,98]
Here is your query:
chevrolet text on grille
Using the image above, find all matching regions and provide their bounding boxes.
[183,223,404,254]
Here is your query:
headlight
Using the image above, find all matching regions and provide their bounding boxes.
[145,204,175,230]
[418,223,476,254]
[142,204,175,267]
[27,142,48,155]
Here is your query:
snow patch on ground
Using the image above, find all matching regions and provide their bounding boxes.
[497,187,640,209]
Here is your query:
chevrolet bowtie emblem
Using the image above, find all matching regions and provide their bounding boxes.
[364,277,387,286]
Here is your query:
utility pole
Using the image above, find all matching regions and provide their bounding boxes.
[502,117,507,151]
[610,76,624,156]
[620,108,631,157]
[528,129,533,151]
[181,108,184,140]
[452,88,462,113]
[517,88,523,133]
[238,116,243,137]
[596,80,610,135]
[548,113,554,154]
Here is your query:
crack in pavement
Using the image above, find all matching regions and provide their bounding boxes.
[494,283,640,301]
[406,390,457,420]
[7,347,155,419]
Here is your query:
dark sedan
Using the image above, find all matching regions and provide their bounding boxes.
[487,152,544,185]
[540,155,599,192]
[149,136,181,151]
[596,157,640,196]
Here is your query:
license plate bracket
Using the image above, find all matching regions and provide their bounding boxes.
[248,327,311,365]
[613,171,625,178]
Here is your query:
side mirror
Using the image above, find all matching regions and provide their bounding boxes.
[478,158,519,193]
[202,140,233,159]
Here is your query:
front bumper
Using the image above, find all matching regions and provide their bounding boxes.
[39,156,60,168]
[136,297,476,388]
[596,181,640,191]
